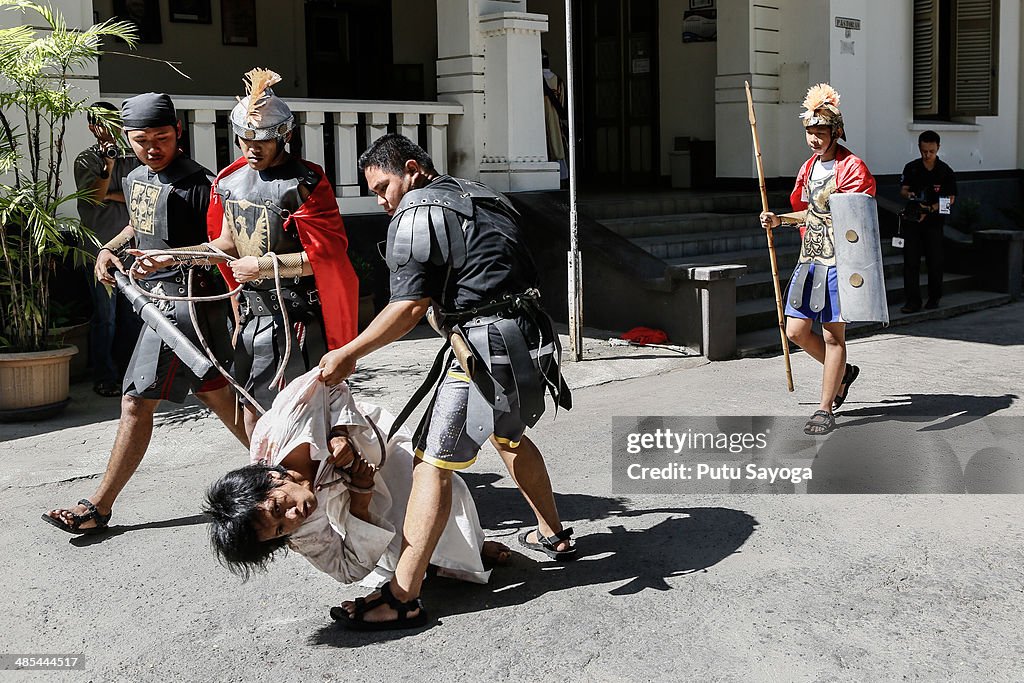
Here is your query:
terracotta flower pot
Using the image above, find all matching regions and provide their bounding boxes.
[49,321,91,382]
[0,344,78,421]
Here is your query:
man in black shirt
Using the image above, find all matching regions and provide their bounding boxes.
[319,134,574,630]
[43,94,247,535]
[899,130,957,312]
[74,102,143,397]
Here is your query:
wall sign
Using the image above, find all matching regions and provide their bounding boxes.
[221,0,257,47]
[835,17,861,30]
[169,0,212,24]
[113,0,162,44]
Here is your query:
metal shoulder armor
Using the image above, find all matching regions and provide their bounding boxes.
[386,176,472,271]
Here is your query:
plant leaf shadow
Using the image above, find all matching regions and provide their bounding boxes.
[837,393,1018,431]
[307,475,757,647]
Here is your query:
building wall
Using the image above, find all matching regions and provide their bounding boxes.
[829,0,1021,178]
[93,0,438,100]
[93,0,307,96]
[718,0,1021,181]
[530,0,567,78]
[2,1,97,207]
[393,0,439,100]
[659,0,716,174]
[775,0,829,176]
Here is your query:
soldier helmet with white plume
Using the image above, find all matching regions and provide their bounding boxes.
[229,68,294,142]
[799,83,846,141]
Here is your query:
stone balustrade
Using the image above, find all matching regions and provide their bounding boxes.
[103,94,463,214]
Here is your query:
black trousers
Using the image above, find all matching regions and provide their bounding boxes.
[902,218,944,306]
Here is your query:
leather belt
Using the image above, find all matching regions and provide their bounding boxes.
[241,287,319,316]
[439,288,541,326]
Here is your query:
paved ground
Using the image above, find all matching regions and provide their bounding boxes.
[2,303,1023,681]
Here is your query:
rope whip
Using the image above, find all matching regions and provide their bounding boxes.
[128,245,298,415]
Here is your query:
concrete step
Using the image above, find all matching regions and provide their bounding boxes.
[579,190,790,221]
[734,254,908,303]
[631,227,802,260]
[663,238,905,272]
[735,271,978,334]
[735,290,1013,358]
[665,244,802,273]
[604,212,766,238]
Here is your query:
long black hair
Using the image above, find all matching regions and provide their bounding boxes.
[204,463,290,581]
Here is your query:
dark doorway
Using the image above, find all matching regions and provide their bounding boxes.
[579,0,659,187]
[305,0,393,100]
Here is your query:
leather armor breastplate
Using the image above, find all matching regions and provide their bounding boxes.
[126,156,208,251]
[126,156,213,283]
[216,159,316,292]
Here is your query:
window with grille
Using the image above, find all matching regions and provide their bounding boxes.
[913,0,999,119]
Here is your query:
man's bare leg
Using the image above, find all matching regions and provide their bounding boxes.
[45,394,160,530]
[492,435,571,552]
[195,385,250,447]
[342,458,451,623]
[786,317,826,364]
[819,322,848,412]
[788,317,854,406]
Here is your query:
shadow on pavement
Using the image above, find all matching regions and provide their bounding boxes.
[839,392,1017,431]
[308,476,757,646]
[881,301,1023,346]
[69,514,209,547]
[0,385,211,442]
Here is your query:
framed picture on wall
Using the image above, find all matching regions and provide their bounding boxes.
[689,0,714,9]
[169,0,212,24]
[113,0,162,44]
[221,0,257,47]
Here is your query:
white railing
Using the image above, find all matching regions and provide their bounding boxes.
[103,94,463,214]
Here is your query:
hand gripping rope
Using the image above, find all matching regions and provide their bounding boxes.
[128,245,297,416]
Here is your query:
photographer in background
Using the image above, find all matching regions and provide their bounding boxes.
[899,130,957,313]
[74,101,142,396]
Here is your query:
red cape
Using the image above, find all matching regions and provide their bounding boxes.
[789,145,876,239]
[207,157,359,349]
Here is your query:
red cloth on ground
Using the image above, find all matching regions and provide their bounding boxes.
[789,144,876,239]
[207,158,359,349]
[620,327,668,345]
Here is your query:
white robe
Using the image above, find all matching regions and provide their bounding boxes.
[249,369,491,587]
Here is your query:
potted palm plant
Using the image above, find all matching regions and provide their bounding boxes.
[0,1,135,420]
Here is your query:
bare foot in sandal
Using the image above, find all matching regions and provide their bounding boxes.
[42,498,111,534]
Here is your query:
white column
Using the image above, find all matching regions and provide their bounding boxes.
[334,112,361,198]
[436,0,485,179]
[477,12,559,191]
[367,112,389,145]
[189,109,219,173]
[714,1,782,178]
[426,113,449,175]
[829,0,868,160]
[397,113,419,143]
[299,111,325,169]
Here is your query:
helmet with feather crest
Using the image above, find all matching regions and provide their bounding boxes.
[799,83,846,141]
[229,68,294,141]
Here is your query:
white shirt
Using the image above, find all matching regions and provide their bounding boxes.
[810,157,836,181]
[249,369,491,587]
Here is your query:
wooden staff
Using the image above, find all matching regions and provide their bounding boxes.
[745,81,794,392]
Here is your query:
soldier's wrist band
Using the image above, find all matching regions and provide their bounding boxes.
[99,232,133,255]
[256,253,305,278]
